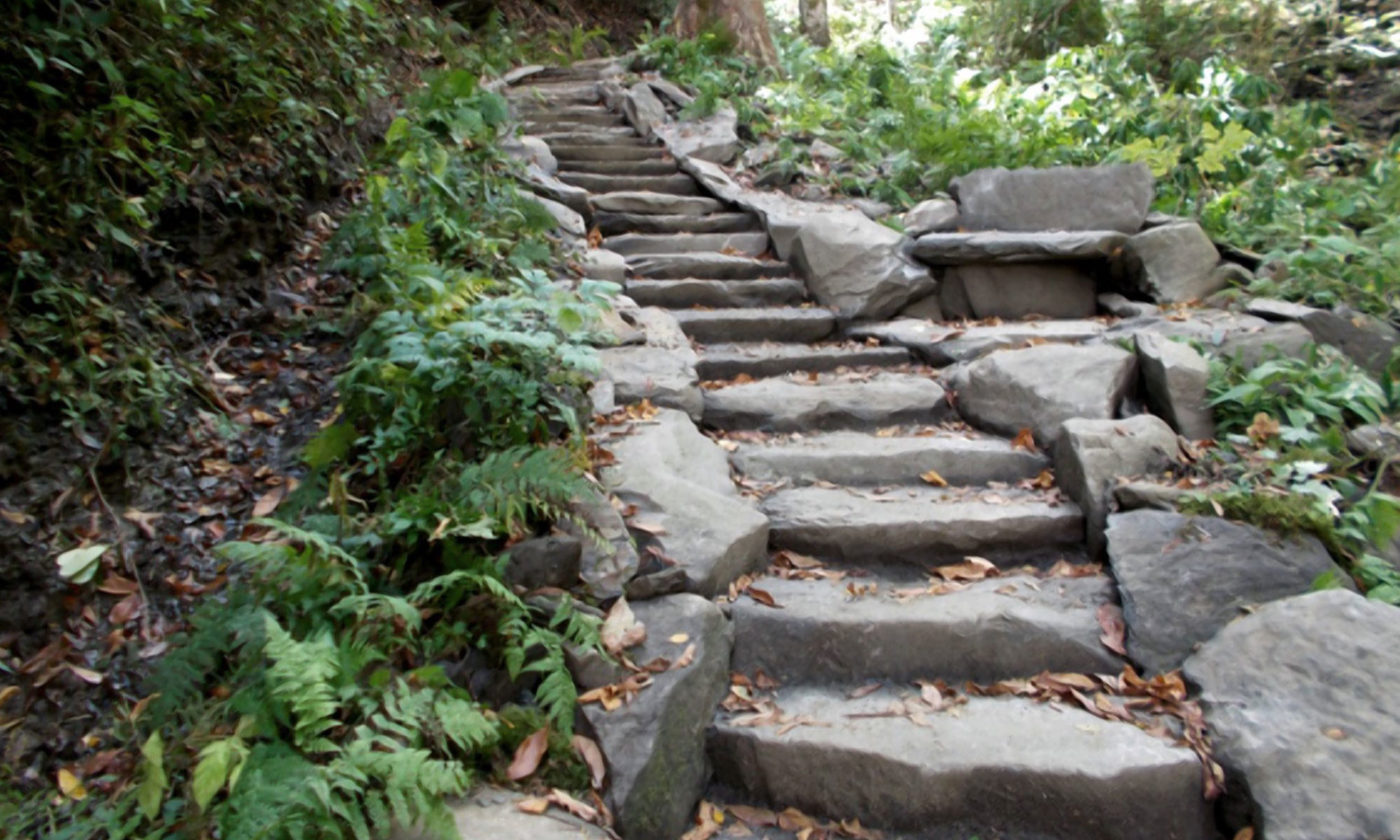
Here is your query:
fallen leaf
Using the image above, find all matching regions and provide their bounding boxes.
[1,508,33,525]
[506,727,549,781]
[108,594,143,625]
[919,468,949,487]
[67,665,104,685]
[544,788,598,822]
[668,643,697,671]
[251,485,286,518]
[601,597,647,655]
[847,682,882,699]
[745,587,781,608]
[1030,469,1055,489]
[56,543,110,585]
[57,768,87,801]
[98,574,141,595]
[516,797,550,815]
[1011,427,1038,453]
[1097,603,1128,656]
[668,633,690,644]
[1246,412,1279,443]
[571,734,607,789]
[1233,829,1255,840]
[933,556,998,582]
[628,519,667,536]
[122,509,163,538]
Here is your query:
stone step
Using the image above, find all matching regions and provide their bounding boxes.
[697,343,910,381]
[910,230,1129,264]
[708,689,1210,840]
[522,120,632,135]
[510,103,618,123]
[605,231,771,258]
[762,485,1083,564]
[591,192,724,216]
[623,278,806,309]
[538,131,650,147]
[530,60,616,83]
[673,308,836,344]
[729,573,1121,684]
[551,144,669,162]
[595,211,758,236]
[559,159,680,177]
[505,83,601,105]
[628,254,791,280]
[850,318,1108,366]
[558,172,699,196]
[703,373,951,432]
[730,429,1049,486]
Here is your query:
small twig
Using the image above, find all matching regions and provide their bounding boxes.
[88,467,153,637]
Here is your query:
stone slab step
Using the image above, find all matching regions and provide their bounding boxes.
[703,373,951,432]
[605,231,771,258]
[522,120,631,135]
[729,573,1121,684]
[762,485,1083,564]
[505,83,601,105]
[559,172,699,196]
[697,344,910,381]
[591,192,724,216]
[559,159,680,177]
[511,103,618,123]
[730,429,1049,486]
[850,318,1108,366]
[628,254,791,280]
[595,211,758,236]
[673,308,836,344]
[623,278,806,309]
[708,688,1210,840]
[551,144,669,162]
[911,230,1129,264]
[538,131,650,147]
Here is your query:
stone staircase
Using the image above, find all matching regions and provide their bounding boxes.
[503,62,1213,840]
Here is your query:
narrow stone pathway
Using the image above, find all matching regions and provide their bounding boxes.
[504,62,1211,840]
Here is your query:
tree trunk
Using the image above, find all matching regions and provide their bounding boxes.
[673,0,779,68]
[799,0,830,47]
[887,0,900,32]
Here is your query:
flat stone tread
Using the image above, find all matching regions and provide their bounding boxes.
[592,192,724,215]
[559,159,681,176]
[596,211,760,235]
[550,144,670,161]
[511,103,616,119]
[627,253,792,279]
[559,172,700,195]
[728,573,1121,683]
[702,372,952,432]
[539,132,652,147]
[623,278,807,308]
[911,230,1130,264]
[850,318,1111,365]
[730,428,1049,486]
[672,307,837,345]
[697,343,910,380]
[605,231,771,257]
[522,120,632,135]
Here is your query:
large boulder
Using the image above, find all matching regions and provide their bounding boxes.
[949,164,1153,233]
[599,409,768,595]
[623,81,667,139]
[597,305,703,420]
[565,486,639,600]
[518,163,591,221]
[1216,321,1313,367]
[911,230,1127,264]
[655,107,740,164]
[1105,510,1346,673]
[1055,416,1179,558]
[947,263,1097,319]
[788,211,938,321]
[1121,222,1222,303]
[950,344,1137,445]
[850,319,1108,366]
[1183,590,1400,840]
[1247,298,1399,378]
[585,594,733,840]
[1134,332,1215,440]
[502,134,557,174]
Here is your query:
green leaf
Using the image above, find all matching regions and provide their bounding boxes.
[192,737,244,811]
[137,731,167,820]
[56,543,109,584]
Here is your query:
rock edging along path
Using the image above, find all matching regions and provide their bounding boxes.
[480,58,1400,840]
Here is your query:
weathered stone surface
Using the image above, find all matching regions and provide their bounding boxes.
[672,307,835,344]
[896,292,944,320]
[565,486,639,600]
[850,318,1107,366]
[590,191,724,215]
[655,107,740,164]
[502,134,556,173]
[646,78,695,108]
[405,787,610,840]
[1103,309,1271,348]
[951,344,1137,445]
[1055,416,1179,558]
[731,573,1119,684]
[902,196,960,237]
[1113,480,1189,512]
[703,373,951,432]
[1097,292,1158,318]
[599,409,768,595]
[519,163,591,219]
[623,81,667,138]
[950,262,1098,319]
[624,277,805,309]
[604,231,769,257]
[564,158,680,176]
[1122,222,1222,303]
[709,689,1209,839]
[598,345,701,420]
[627,253,789,280]
[577,247,627,282]
[552,143,669,162]
[1135,332,1214,440]
[788,210,937,320]
[1184,590,1400,840]
[764,486,1083,565]
[532,195,585,237]
[732,429,1048,486]
[594,210,755,235]
[1347,422,1400,459]
[808,138,845,162]
[949,164,1154,234]
[1248,299,1399,377]
[559,171,698,195]
[502,535,581,590]
[1105,510,1346,673]
[1216,321,1313,367]
[695,343,910,381]
[848,197,892,220]
[911,231,1128,264]
[586,594,733,840]
[1244,297,1314,321]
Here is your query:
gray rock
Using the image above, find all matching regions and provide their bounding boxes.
[586,594,733,840]
[703,373,951,432]
[902,197,960,237]
[951,344,1137,445]
[1298,305,1398,378]
[950,263,1098,319]
[1097,292,1157,318]
[1347,422,1400,459]
[565,486,640,600]
[533,196,585,237]
[1215,322,1313,367]
[590,191,724,215]
[1245,297,1315,321]
[896,291,945,321]
[939,267,974,318]
[502,536,582,590]
[646,78,695,108]
[1209,260,1253,291]
[655,107,740,164]
[624,566,688,601]
[1135,332,1215,440]
[502,134,557,173]
[671,307,835,344]
[1055,416,1179,558]
[739,141,779,169]
[405,787,609,840]
[623,81,668,139]
[788,210,938,320]
[1103,309,1271,348]
[566,641,628,691]
[598,345,701,420]
[696,342,909,381]
[519,163,591,220]
[599,409,768,595]
[576,248,628,283]
[808,138,846,162]
[911,230,1128,264]
[949,164,1154,233]
[1122,222,1222,303]
[1113,481,1188,511]
[1183,590,1400,840]
[1106,510,1346,673]
[850,318,1108,366]
[849,197,892,220]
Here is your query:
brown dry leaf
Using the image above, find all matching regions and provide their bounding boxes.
[753,670,780,691]
[571,734,607,789]
[917,680,947,711]
[934,556,998,582]
[1046,559,1103,578]
[1036,671,1100,693]
[624,399,660,421]
[516,797,551,815]
[1097,603,1128,656]
[108,594,143,625]
[249,407,279,426]
[506,727,550,781]
[601,597,647,655]
[919,468,949,487]
[727,804,780,827]
[777,807,818,832]
[1030,469,1055,490]
[668,633,690,644]
[121,509,163,538]
[745,587,781,608]
[1233,828,1255,840]
[67,665,103,685]
[680,801,724,840]
[669,644,697,671]
[733,372,756,384]
[875,426,900,438]
[97,574,141,596]
[587,227,604,248]
[1011,427,1038,453]
[628,519,667,536]
[545,788,599,823]
[0,508,33,525]
[777,550,822,569]
[251,485,286,518]
[1246,412,1279,443]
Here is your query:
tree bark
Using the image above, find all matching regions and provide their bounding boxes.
[887,0,900,32]
[799,0,830,47]
[673,0,779,68]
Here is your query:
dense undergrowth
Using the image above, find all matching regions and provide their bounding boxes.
[3,2,619,838]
